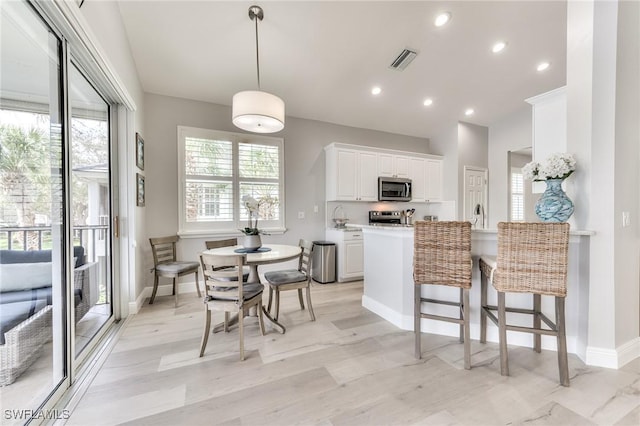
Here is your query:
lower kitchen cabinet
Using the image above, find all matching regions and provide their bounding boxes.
[325,228,364,282]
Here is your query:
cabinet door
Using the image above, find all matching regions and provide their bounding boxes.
[409,157,426,202]
[358,152,379,201]
[426,159,443,201]
[344,240,364,278]
[394,156,410,178]
[336,149,358,200]
[377,153,394,177]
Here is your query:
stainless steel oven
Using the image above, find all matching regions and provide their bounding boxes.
[378,177,412,201]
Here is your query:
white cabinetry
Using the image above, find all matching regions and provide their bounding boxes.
[526,86,566,193]
[378,153,410,178]
[325,143,443,203]
[326,229,363,282]
[408,158,426,202]
[425,159,443,202]
[326,148,377,201]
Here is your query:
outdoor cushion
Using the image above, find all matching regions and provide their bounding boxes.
[264,269,307,285]
[0,246,85,268]
[0,262,51,292]
[0,299,47,345]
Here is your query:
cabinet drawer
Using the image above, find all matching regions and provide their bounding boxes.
[343,231,363,241]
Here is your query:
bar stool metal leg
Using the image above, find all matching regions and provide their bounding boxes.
[533,294,542,353]
[414,284,421,359]
[463,288,471,370]
[556,296,570,386]
[498,291,509,376]
[480,268,488,344]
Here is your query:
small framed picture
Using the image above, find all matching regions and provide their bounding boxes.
[136,173,145,207]
[136,132,145,170]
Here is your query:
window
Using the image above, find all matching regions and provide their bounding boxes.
[178,126,285,235]
[511,168,524,221]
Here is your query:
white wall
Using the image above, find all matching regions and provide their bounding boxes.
[487,106,532,228]
[612,0,639,348]
[79,1,147,309]
[566,0,639,367]
[143,93,431,292]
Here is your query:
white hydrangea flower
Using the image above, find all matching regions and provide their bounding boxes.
[522,161,540,180]
[523,153,576,181]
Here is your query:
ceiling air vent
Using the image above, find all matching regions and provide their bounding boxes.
[389,48,418,71]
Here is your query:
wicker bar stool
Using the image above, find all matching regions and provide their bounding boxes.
[481,222,571,386]
[414,221,473,369]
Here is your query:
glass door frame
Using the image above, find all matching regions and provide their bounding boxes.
[16,0,131,419]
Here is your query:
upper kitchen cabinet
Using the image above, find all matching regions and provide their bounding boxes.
[425,159,443,202]
[526,86,566,193]
[408,157,427,202]
[325,143,443,203]
[326,145,377,201]
[378,153,410,178]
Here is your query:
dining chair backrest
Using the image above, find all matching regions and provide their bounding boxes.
[494,222,570,297]
[199,253,247,300]
[413,221,472,289]
[149,235,178,265]
[205,238,238,250]
[298,239,313,276]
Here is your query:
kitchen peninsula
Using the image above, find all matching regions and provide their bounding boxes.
[356,224,593,363]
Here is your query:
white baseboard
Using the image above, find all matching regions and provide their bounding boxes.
[131,280,201,312]
[128,289,147,314]
[586,337,640,369]
[362,295,580,357]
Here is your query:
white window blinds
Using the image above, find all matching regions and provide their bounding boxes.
[178,127,285,235]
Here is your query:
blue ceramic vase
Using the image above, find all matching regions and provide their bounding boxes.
[535,178,574,222]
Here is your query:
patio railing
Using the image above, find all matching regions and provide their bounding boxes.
[0,225,108,263]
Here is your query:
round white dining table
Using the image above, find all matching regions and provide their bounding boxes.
[201,243,302,334]
[202,243,302,283]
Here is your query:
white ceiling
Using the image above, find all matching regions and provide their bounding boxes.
[117,1,567,139]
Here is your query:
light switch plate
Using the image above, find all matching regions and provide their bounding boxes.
[622,211,630,227]
[298,211,305,219]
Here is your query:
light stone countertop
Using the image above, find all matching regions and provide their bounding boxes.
[349,223,594,236]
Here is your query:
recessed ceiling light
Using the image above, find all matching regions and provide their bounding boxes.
[537,61,550,72]
[423,98,433,107]
[465,108,475,116]
[434,12,451,27]
[492,41,507,53]
[371,86,382,95]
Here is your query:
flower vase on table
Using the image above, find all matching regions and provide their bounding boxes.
[241,234,262,251]
[535,178,574,222]
[523,152,577,223]
[239,194,275,251]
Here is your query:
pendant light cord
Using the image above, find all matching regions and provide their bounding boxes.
[254,12,261,90]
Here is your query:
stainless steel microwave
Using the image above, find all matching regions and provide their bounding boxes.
[378,177,412,202]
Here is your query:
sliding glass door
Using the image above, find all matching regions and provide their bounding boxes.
[69,64,114,359]
[0,0,119,420]
[0,0,66,418]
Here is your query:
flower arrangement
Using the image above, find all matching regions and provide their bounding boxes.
[240,195,264,235]
[522,152,576,181]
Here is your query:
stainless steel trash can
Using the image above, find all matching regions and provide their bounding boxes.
[311,241,336,283]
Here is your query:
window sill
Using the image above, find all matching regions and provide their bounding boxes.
[178,228,288,239]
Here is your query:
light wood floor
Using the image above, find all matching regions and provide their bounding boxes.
[66,281,640,426]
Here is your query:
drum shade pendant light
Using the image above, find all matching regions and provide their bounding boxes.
[232,5,285,133]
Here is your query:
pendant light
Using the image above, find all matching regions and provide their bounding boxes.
[232,5,285,133]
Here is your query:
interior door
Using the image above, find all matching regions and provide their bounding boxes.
[464,167,488,228]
